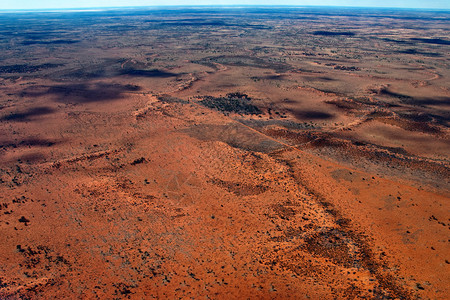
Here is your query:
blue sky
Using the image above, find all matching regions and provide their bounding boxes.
[1,0,449,10]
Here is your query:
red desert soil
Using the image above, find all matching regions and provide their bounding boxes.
[0,7,449,299]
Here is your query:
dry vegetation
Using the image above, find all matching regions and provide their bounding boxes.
[0,6,449,299]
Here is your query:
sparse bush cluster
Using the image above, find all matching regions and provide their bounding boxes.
[199,93,261,115]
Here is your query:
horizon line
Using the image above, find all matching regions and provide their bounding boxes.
[1,5,450,12]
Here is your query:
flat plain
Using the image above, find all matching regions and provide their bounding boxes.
[0,6,449,299]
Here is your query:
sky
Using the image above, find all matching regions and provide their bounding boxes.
[1,0,449,10]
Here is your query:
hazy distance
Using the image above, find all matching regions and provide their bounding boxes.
[1,0,450,10]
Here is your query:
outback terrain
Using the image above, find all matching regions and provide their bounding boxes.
[0,6,449,299]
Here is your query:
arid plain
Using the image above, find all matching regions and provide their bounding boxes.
[0,7,449,299]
